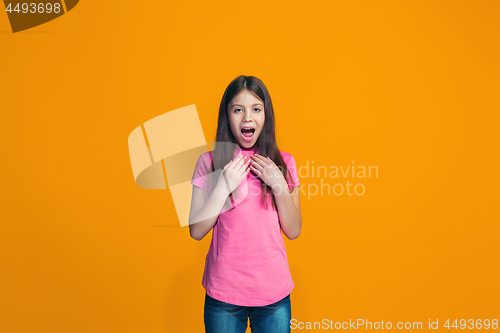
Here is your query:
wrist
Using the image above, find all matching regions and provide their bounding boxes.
[213,182,231,198]
[271,177,289,195]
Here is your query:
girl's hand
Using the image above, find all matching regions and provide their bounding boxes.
[216,155,252,195]
[250,154,288,193]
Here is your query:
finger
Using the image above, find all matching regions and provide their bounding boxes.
[265,156,278,167]
[250,164,261,177]
[261,154,273,161]
[250,160,264,173]
[229,155,245,170]
[250,154,268,167]
[235,155,250,171]
[236,157,250,175]
[255,154,271,165]
[250,155,266,170]
[243,166,251,177]
[239,162,252,178]
[239,156,252,172]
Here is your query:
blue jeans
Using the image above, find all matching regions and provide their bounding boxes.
[204,293,291,333]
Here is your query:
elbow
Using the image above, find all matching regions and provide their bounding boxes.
[189,225,204,241]
[190,232,201,241]
[292,217,302,240]
[190,230,204,241]
[288,230,301,240]
[287,223,302,240]
[190,232,203,241]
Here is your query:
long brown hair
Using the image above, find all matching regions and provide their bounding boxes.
[211,75,294,210]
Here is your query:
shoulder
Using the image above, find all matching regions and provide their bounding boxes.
[198,151,212,164]
[279,150,296,165]
[193,151,213,171]
[198,150,213,162]
[278,151,300,186]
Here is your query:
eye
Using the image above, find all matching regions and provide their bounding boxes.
[253,108,261,112]
[234,108,243,113]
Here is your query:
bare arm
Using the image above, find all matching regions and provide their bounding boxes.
[189,155,251,241]
[188,183,230,241]
[249,154,302,240]
[273,183,302,240]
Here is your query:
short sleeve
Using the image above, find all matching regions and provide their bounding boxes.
[285,154,300,190]
[190,152,215,193]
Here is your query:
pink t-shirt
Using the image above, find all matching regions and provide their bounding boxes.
[190,146,300,306]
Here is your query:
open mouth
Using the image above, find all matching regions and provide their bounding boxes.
[241,127,255,141]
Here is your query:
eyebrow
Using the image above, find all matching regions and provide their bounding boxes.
[230,103,263,108]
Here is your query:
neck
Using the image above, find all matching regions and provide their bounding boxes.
[239,145,254,151]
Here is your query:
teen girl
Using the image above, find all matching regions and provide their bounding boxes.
[189,75,302,333]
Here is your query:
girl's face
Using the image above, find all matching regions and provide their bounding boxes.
[227,89,265,148]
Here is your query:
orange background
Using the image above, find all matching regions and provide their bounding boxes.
[1,1,499,332]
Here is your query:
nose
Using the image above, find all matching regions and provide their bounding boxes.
[243,109,253,122]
